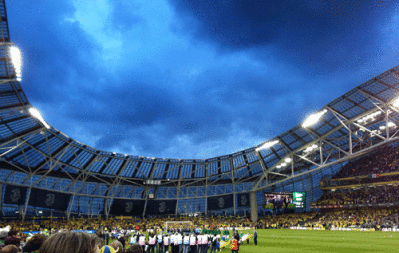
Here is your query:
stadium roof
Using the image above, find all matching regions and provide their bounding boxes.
[1,0,399,194]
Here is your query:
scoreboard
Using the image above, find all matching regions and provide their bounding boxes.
[293,192,305,208]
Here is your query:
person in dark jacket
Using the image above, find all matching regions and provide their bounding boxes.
[118,235,126,251]
[253,228,258,246]
[105,231,110,246]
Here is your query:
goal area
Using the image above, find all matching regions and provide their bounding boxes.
[165,221,193,231]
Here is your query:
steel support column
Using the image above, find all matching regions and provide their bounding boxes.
[250,191,258,222]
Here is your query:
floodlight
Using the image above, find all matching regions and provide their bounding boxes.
[302,109,327,128]
[255,140,279,152]
[276,165,282,169]
[281,162,287,167]
[29,108,50,129]
[393,97,399,108]
[285,158,292,163]
[9,46,22,81]
[388,122,396,128]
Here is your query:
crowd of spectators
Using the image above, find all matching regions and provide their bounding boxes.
[314,185,399,206]
[0,216,253,234]
[332,145,399,179]
[260,207,399,230]
[260,212,318,228]
[315,144,399,209]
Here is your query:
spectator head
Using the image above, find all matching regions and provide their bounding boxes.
[24,234,47,252]
[110,240,123,253]
[39,231,97,253]
[15,232,24,239]
[0,245,18,253]
[95,236,104,249]
[4,236,20,247]
[7,230,17,238]
[125,244,142,253]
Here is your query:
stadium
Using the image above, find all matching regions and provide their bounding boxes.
[1,0,399,252]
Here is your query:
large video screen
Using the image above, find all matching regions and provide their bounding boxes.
[264,192,294,209]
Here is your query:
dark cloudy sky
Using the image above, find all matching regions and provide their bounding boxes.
[6,0,399,159]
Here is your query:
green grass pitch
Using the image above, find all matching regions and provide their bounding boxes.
[227,229,399,253]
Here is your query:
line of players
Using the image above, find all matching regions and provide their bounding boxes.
[130,231,223,253]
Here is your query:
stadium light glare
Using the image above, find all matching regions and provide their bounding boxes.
[393,97,399,108]
[29,108,50,129]
[285,158,292,163]
[388,122,396,128]
[358,111,383,124]
[303,144,319,154]
[9,46,22,81]
[255,140,279,152]
[302,109,327,128]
